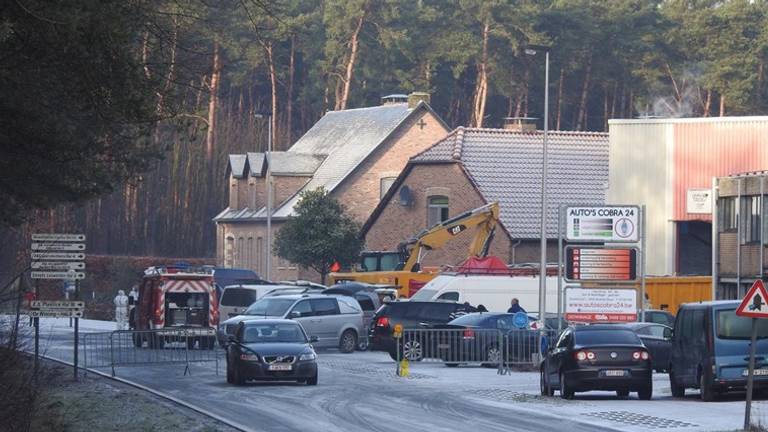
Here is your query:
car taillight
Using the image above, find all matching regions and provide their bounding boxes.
[376,317,390,328]
[632,351,650,361]
[574,350,595,361]
[463,329,475,339]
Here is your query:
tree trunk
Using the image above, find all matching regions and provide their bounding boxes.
[471,19,490,128]
[206,42,221,161]
[286,34,296,145]
[610,81,618,120]
[556,68,564,130]
[719,94,725,116]
[337,8,367,111]
[576,52,593,131]
[264,41,278,150]
[703,89,712,117]
[603,87,609,132]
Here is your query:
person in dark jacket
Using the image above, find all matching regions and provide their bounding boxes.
[507,298,526,314]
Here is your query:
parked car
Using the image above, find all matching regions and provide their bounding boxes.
[323,286,382,350]
[279,280,328,290]
[225,319,318,385]
[219,284,298,319]
[211,267,261,296]
[369,301,477,360]
[262,286,325,297]
[669,301,768,401]
[644,309,676,328]
[219,294,364,353]
[540,325,653,400]
[623,322,672,373]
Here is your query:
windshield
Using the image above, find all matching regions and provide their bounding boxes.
[242,323,307,343]
[220,288,258,307]
[717,310,768,340]
[244,298,295,316]
[410,288,438,301]
[575,329,641,345]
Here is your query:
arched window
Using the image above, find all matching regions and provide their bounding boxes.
[236,237,244,267]
[427,196,449,227]
[224,236,235,268]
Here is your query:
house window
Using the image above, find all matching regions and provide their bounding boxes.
[236,237,245,267]
[256,237,264,274]
[427,196,449,227]
[718,197,737,232]
[224,236,235,268]
[380,177,397,199]
[246,237,254,269]
[741,196,761,244]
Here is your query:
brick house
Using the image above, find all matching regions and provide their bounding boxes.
[362,122,609,268]
[714,172,768,299]
[213,93,449,281]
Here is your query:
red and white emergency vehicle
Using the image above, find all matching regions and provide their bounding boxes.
[131,265,219,349]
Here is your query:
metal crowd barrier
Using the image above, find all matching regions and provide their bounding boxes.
[83,328,221,377]
[393,328,561,374]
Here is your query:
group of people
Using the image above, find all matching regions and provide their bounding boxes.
[114,286,138,330]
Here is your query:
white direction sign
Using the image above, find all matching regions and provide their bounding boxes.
[31,252,85,261]
[565,288,638,322]
[31,300,85,309]
[566,206,640,242]
[31,271,85,280]
[32,243,85,251]
[29,309,83,318]
[32,233,85,242]
[31,261,85,270]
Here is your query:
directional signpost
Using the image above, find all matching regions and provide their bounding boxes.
[30,233,86,380]
[736,279,768,430]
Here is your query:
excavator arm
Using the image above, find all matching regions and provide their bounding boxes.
[398,202,500,271]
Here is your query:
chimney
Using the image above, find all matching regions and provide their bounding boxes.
[381,94,408,105]
[408,91,431,108]
[503,117,537,131]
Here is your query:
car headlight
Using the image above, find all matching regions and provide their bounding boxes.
[239,353,260,362]
[299,352,316,361]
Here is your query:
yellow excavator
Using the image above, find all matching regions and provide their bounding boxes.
[329,202,500,297]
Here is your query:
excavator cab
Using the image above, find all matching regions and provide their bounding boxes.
[359,251,403,272]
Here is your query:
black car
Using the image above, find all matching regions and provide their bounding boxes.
[541,325,653,400]
[226,319,318,385]
[644,309,676,328]
[623,322,672,373]
[369,301,477,360]
[436,312,562,367]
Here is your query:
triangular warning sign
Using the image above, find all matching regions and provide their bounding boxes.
[736,280,768,318]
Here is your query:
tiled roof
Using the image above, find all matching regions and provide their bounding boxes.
[216,101,444,222]
[413,127,609,238]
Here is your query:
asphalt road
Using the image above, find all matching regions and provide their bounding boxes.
[30,323,619,432]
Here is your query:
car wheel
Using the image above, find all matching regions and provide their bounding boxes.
[357,338,369,351]
[339,330,357,353]
[306,371,318,386]
[540,367,554,396]
[638,380,653,401]
[670,369,685,398]
[700,372,715,402]
[560,372,574,400]
[616,389,629,398]
[482,345,502,368]
[402,339,423,361]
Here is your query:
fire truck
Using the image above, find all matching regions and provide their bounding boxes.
[130,265,219,349]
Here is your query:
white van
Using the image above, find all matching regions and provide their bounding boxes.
[219,284,298,319]
[409,274,562,313]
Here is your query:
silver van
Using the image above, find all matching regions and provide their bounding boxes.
[218,294,364,353]
[219,284,298,319]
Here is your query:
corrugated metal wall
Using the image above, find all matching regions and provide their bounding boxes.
[673,119,768,221]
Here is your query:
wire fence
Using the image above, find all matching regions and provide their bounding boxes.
[393,328,561,375]
[83,328,221,377]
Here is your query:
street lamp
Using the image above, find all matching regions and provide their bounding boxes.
[254,112,272,280]
[525,44,551,339]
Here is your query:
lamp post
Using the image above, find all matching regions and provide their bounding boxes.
[525,44,550,338]
[255,113,272,280]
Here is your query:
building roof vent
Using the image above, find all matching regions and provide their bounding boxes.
[503,117,537,131]
[381,94,408,105]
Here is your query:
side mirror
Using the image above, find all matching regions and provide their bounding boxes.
[289,311,301,319]
[309,336,319,343]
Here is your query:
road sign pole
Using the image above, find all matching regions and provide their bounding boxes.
[745,317,758,430]
[74,279,79,381]
[640,205,647,322]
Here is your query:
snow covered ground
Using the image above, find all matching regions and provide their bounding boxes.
[21,317,768,432]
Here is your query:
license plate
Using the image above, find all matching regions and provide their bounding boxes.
[743,369,768,376]
[268,364,292,371]
[604,370,626,377]
[437,344,450,349]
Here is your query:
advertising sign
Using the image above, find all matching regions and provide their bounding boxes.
[565,288,637,322]
[565,247,637,282]
[566,206,639,242]
[686,189,712,214]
